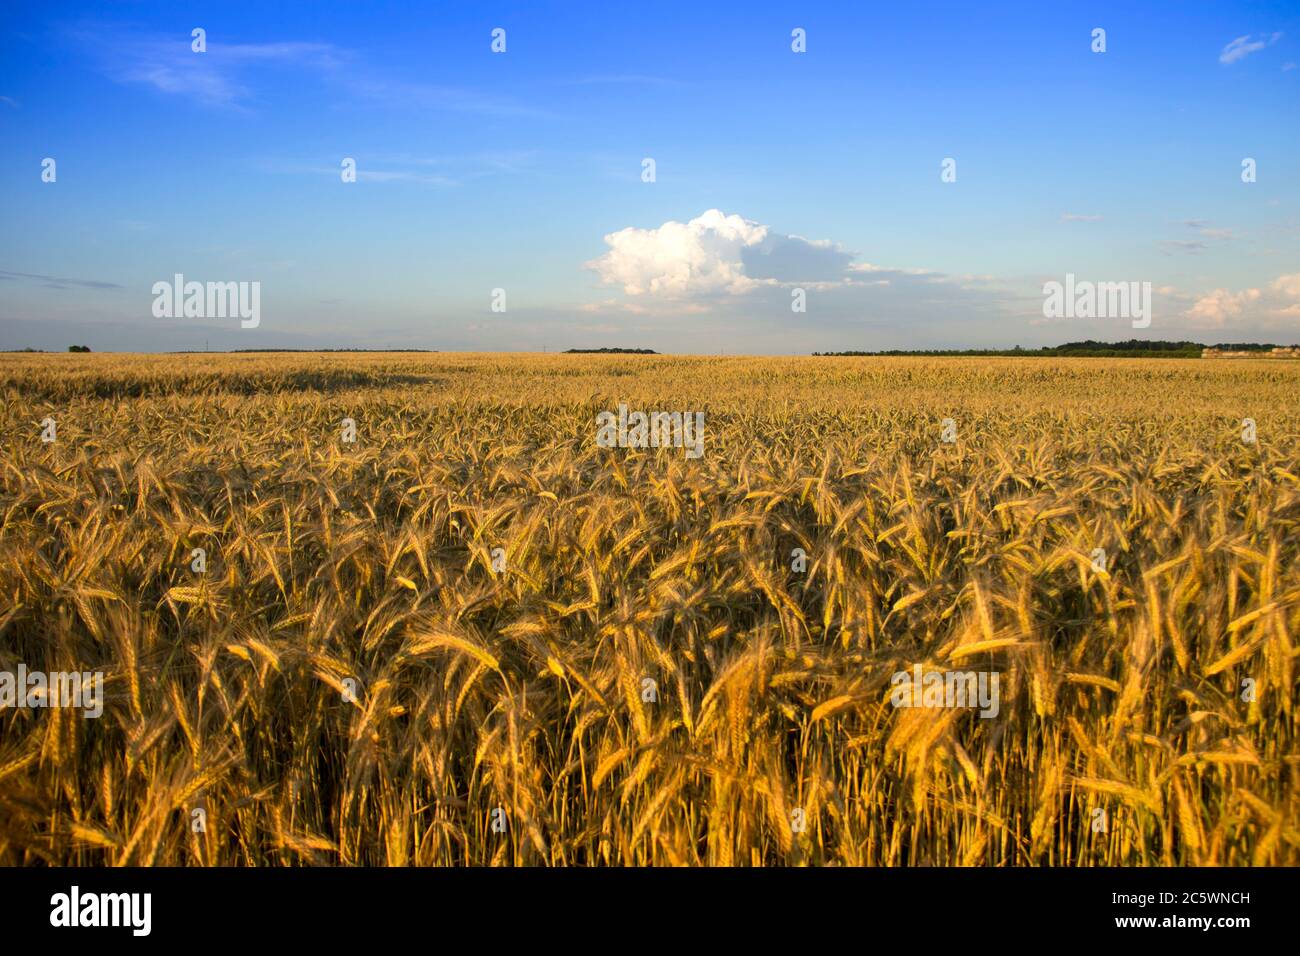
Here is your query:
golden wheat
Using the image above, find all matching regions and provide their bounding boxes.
[0,352,1296,866]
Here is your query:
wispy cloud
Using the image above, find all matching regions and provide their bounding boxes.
[1160,220,1236,253]
[0,269,124,289]
[364,150,537,171]
[256,150,539,187]
[258,158,459,186]
[351,79,553,119]
[355,168,459,186]
[1219,32,1282,65]
[71,26,541,121]
[1189,220,1234,239]
[1159,239,1207,254]
[70,26,345,108]
[0,95,17,108]
[565,74,686,88]
[1060,213,1103,222]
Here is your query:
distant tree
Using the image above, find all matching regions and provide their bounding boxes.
[68,345,91,352]
[564,347,657,354]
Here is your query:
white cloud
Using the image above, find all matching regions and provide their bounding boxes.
[579,211,1297,349]
[584,209,854,297]
[576,211,1030,350]
[1219,32,1282,65]
[1184,274,1300,327]
[1271,273,1300,298]
[1187,287,1262,324]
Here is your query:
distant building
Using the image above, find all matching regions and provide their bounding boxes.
[1202,346,1300,359]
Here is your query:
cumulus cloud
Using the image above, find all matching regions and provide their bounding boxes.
[584,209,854,297]
[1272,274,1300,298]
[1184,274,1300,327]
[576,210,1031,351]
[579,210,1294,349]
[1219,32,1282,65]
[1187,287,1262,324]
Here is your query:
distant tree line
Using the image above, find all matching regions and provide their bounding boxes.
[564,347,658,354]
[1205,343,1285,352]
[813,340,1294,358]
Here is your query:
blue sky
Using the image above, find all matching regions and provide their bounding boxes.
[2,1,1298,352]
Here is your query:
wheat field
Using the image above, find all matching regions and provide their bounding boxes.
[0,352,1297,866]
